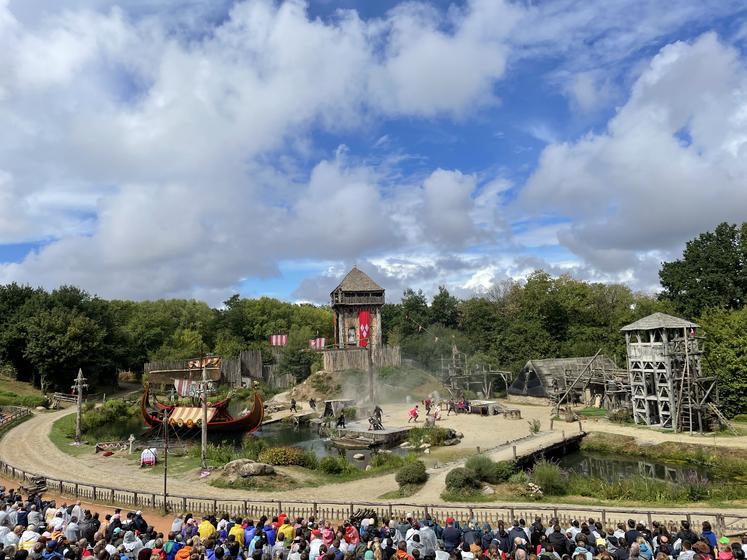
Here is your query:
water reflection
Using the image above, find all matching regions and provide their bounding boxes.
[251,422,409,469]
[558,451,709,483]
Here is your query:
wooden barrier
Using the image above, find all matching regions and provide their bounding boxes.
[0,457,745,534]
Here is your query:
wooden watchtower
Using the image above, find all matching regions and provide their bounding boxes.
[331,267,385,351]
[621,312,719,433]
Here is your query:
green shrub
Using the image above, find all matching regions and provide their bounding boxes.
[445,467,480,491]
[530,459,565,495]
[408,426,451,446]
[494,460,516,482]
[508,471,529,484]
[733,414,747,423]
[369,453,407,470]
[465,455,499,483]
[319,456,354,475]
[341,407,357,420]
[0,391,46,408]
[258,446,317,468]
[396,460,428,486]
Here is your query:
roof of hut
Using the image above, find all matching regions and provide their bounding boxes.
[331,266,384,294]
[620,312,698,332]
[508,354,620,398]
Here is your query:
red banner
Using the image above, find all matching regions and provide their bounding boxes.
[358,310,370,348]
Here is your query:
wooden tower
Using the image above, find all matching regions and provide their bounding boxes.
[331,267,385,351]
[621,312,718,433]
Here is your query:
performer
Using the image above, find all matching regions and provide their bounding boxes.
[408,404,419,423]
[289,398,298,413]
[373,405,383,423]
[308,398,317,411]
[336,411,346,428]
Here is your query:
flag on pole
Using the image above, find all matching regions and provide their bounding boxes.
[358,310,370,348]
[309,337,326,349]
[270,334,288,346]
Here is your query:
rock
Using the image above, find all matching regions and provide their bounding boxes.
[481,485,495,496]
[365,465,372,471]
[424,448,431,454]
[400,442,411,448]
[456,432,464,439]
[442,438,460,446]
[223,459,256,478]
[239,463,275,477]
[353,453,365,460]
[419,443,431,449]
[35,406,46,411]
[380,449,392,454]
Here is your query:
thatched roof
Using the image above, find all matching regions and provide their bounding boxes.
[331,266,383,294]
[508,355,620,398]
[620,312,698,332]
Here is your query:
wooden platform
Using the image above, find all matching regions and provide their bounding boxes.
[335,421,412,446]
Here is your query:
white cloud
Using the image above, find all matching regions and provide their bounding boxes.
[521,33,747,282]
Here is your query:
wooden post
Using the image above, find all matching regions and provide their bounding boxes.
[73,369,87,444]
[512,446,517,460]
[201,364,209,469]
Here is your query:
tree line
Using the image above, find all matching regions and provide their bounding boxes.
[0,222,745,416]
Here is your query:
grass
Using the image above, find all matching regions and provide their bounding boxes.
[576,407,607,417]
[379,483,425,499]
[440,489,496,503]
[49,415,93,457]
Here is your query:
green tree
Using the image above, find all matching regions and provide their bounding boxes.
[430,286,459,328]
[23,307,106,388]
[660,222,747,317]
[150,328,208,361]
[699,306,747,418]
[400,289,429,337]
[278,326,316,381]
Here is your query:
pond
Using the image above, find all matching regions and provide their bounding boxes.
[250,422,410,469]
[557,450,710,483]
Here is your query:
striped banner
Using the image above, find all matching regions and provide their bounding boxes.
[270,334,288,347]
[309,337,326,350]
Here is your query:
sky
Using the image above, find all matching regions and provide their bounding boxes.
[1,0,747,305]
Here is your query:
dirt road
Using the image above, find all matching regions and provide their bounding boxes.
[3,402,747,511]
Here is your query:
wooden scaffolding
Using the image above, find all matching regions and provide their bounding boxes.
[622,312,724,433]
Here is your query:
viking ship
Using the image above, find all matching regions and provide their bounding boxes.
[140,384,264,433]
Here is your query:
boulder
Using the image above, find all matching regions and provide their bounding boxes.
[353,453,365,460]
[365,465,372,471]
[239,462,275,477]
[419,443,431,450]
[35,406,46,411]
[442,438,460,447]
[456,432,464,439]
[400,442,411,448]
[424,448,431,454]
[481,484,495,496]
[223,459,256,478]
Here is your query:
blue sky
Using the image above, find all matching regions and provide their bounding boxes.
[1,0,747,304]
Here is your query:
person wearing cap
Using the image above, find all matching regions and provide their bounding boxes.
[719,538,734,560]
[442,519,460,554]
[42,540,63,560]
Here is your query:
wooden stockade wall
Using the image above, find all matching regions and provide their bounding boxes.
[323,346,401,372]
[1,458,745,535]
[145,349,286,389]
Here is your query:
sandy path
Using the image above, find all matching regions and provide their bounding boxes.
[3,401,747,512]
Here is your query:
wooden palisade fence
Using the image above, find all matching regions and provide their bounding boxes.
[0,457,746,536]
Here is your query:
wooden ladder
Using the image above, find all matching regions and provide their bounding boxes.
[706,403,738,435]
